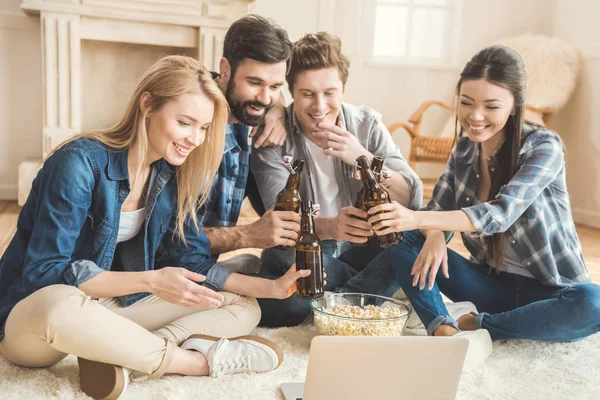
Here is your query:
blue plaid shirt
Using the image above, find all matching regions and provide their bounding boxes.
[428,124,589,287]
[199,122,250,228]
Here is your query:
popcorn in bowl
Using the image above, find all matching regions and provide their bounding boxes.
[309,293,411,336]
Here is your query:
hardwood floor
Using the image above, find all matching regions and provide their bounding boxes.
[1,199,599,283]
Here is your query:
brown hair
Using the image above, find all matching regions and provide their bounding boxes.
[286,32,350,93]
[49,55,228,243]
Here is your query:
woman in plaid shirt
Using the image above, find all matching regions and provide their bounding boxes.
[367,45,600,368]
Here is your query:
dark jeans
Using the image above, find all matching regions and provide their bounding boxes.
[257,238,401,327]
[388,230,600,340]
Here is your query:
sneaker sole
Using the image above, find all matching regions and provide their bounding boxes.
[78,357,127,400]
[185,334,284,367]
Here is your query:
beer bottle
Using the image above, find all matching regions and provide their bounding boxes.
[356,155,403,248]
[354,156,384,208]
[295,200,325,298]
[275,159,304,213]
[371,156,385,183]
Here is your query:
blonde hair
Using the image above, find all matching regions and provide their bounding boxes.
[51,55,228,242]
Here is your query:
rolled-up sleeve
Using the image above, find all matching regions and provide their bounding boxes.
[462,133,564,236]
[63,260,105,286]
[202,262,234,291]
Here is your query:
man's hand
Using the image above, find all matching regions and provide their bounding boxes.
[312,119,371,165]
[250,102,287,148]
[148,267,224,307]
[329,206,373,243]
[245,209,301,248]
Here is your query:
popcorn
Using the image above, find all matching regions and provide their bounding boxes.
[314,304,408,336]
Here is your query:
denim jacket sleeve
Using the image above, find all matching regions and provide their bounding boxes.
[462,132,564,236]
[157,215,232,291]
[21,144,104,294]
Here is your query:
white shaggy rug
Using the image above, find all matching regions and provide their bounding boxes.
[1,324,600,400]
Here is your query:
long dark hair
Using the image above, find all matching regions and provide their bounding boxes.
[455,45,526,269]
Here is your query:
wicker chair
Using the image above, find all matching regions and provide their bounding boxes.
[388,100,455,200]
[388,101,553,200]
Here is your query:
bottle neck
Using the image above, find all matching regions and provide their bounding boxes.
[301,212,315,234]
[371,159,384,183]
[285,170,301,191]
[359,165,380,192]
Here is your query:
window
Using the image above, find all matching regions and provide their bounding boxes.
[367,0,462,67]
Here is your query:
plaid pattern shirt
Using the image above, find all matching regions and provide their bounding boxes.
[428,124,589,287]
[199,122,250,228]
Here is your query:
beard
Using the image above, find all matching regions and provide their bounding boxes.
[225,78,274,126]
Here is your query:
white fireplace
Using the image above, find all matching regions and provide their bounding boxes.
[17,0,253,204]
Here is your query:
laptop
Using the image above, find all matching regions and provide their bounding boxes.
[281,335,468,400]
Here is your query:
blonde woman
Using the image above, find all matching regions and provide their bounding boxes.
[0,56,309,400]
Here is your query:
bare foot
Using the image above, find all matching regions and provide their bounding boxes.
[457,313,477,331]
[433,324,459,336]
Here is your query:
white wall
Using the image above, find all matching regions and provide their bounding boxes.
[550,0,600,228]
[0,0,41,200]
[254,0,552,178]
[2,0,596,227]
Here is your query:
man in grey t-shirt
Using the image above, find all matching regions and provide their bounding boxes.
[251,32,423,327]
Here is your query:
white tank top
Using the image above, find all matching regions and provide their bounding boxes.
[117,208,145,243]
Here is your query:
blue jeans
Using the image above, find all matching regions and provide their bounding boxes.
[257,238,401,327]
[388,230,600,341]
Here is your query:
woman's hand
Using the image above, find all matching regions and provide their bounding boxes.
[312,120,371,165]
[411,231,449,291]
[148,267,225,307]
[271,264,327,299]
[330,206,373,243]
[367,201,419,235]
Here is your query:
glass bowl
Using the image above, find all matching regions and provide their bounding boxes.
[309,293,411,336]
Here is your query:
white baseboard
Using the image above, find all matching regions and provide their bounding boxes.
[572,207,600,229]
[0,184,18,201]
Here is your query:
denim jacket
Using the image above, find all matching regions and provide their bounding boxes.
[428,124,589,287]
[0,138,226,339]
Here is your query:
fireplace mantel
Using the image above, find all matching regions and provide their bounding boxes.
[17,0,253,205]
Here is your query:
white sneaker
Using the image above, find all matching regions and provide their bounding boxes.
[455,329,493,372]
[181,335,283,378]
[404,301,479,331]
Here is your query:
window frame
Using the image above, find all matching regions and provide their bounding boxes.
[364,0,463,69]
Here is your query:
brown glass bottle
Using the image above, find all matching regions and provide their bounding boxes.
[353,156,385,246]
[275,160,304,213]
[371,156,385,183]
[356,155,402,248]
[295,200,324,298]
